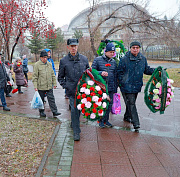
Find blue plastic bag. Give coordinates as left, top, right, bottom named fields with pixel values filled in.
left=30, top=91, right=44, bottom=109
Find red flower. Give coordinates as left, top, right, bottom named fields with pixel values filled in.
left=85, top=112, right=90, bottom=117
left=90, top=87, right=95, bottom=91
left=93, top=103, right=98, bottom=108
left=98, top=90, right=103, bottom=95
left=105, top=63, right=111, bottom=67
left=12, top=89, right=18, bottom=94
left=77, top=95, right=81, bottom=99
left=81, top=104, right=85, bottom=108
left=98, top=97, right=102, bottom=102
left=90, top=92, right=96, bottom=96
left=98, top=109, right=103, bottom=114
left=87, top=97, right=92, bottom=102
left=92, top=108, right=97, bottom=113
left=82, top=83, right=87, bottom=88
left=82, top=94, right=86, bottom=98
left=82, top=109, right=85, bottom=114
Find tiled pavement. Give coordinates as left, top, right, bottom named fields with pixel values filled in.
left=1, top=80, right=180, bottom=177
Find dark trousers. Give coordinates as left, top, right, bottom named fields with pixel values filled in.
left=0, top=88, right=7, bottom=107
left=100, top=91, right=114, bottom=123
left=122, top=92, right=140, bottom=126
left=4, top=85, right=12, bottom=95
left=24, top=72, right=28, bottom=82
left=38, top=89, right=58, bottom=114
left=69, top=96, right=81, bottom=134
left=17, top=85, right=22, bottom=92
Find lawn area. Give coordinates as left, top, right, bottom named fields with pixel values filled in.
left=0, top=114, right=58, bottom=176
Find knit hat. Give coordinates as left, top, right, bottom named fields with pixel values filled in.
left=105, top=43, right=115, bottom=52
left=40, top=50, right=48, bottom=57
left=130, top=41, right=141, bottom=48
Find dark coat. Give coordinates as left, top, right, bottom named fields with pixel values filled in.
left=13, top=64, right=25, bottom=86
left=58, top=52, right=89, bottom=97
left=22, top=58, right=28, bottom=73
left=117, top=51, right=155, bottom=93
left=0, top=62, right=9, bottom=89
left=91, top=55, right=117, bottom=93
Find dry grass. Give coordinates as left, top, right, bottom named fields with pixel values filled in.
left=0, top=114, right=58, bottom=177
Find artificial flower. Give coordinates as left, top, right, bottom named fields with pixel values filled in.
left=92, top=108, right=97, bottom=113
left=85, top=112, right=90, bottom=117
left=82, top=94, right=86, bottom=98
left=85, top=89, right=90, bottom=95
left=96, top=101, right=102, bottom=106
left=82, top=83, right=87, bottom=88
left=98, top=90, right=103, bottom=95
left=102, top=102, right=107, bottom=108
left=156, top=82, right=161, bottom=88
left=90, top=87, right=95, bottom=91
left=80, top=87, right=86, bottom=93
left=82, top=109, right=85, bottom=114
left=102, top=93, right=107, bottom=99
left=153, top=95, right=159, bottom=100
left=90, top=92, right=96, bottom=96
left=90, top=113, right=96, bottom=119
left=87, top=97, right=92, bottom=102
left=81, top=98, right=87, bottom=104
left=77, top=95, right=81, bottom=99
left=77, top=104, right=82, bottom=110
left=85, top=102, right=92, bottom=108
left=95, top=85, right=101, bottom=91
left=81, top=104, right=85, bottom=108
left=87, top=80, right=94, bottom=86
left=153, top=89, right=159, bottom=94
left=92, top=96, right=99, bottom=102
left=105, top=63, right=111, bottom=67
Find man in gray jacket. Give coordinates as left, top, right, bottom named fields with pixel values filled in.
left=58, top=39, right=89, bottom=141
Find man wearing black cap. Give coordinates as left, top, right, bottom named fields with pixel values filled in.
left=0, top=52, right=11, bottom=111
left=58, top=39, right=89, bottom=141
left=32, top=50, right=61, bottom=117
left=117, top=41, right=154, bottom=131
left=92, top=42, right=117, bottom=128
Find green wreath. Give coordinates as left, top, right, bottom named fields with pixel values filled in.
left=97, top=39, right=126, bottom=65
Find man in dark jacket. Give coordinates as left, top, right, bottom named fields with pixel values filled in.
left=58, top=39, right=89, bottom=141
left=0, top=53, right=10, bottom=111
left=92, top=43, right=117, bottom=128
left=117, top=41, right=154, bottom=131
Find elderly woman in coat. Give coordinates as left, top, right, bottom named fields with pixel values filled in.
left=13, top=57, right=24, bottom=94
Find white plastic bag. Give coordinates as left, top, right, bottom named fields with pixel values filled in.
left=30, top=91, right=44, bottom=109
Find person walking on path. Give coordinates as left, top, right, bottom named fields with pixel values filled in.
left=44, top=49, right=56, bottom=76
left=58, top=38, right=89, bottom=141
left=4, top=60, right=14, bottom=97
left=32, top=50, right=61, bottom=118
left=0, top=53, right=11, bottom=111
left=22, top=55, right=29, bottom=82
left=117, top=41, right=155, bottom=131
left=13, top=57, right=24, bottom=94
left=92, top=43, right=117, bottom=128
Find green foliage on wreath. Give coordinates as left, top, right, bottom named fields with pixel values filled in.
left=144, top=66, right=169, bottom=114
left=97, top=39, right=127, bottom=65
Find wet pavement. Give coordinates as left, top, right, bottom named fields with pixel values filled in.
left=1, top=73, right=180, bottom=176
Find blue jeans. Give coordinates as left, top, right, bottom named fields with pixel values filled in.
left=0, top=88, right=7, bottom=107
left=100, top=91, right=114, bottom=123
left=69, top=96, right=81, bottom=134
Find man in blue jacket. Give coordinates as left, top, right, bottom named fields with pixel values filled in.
left=117, top=41, right=154, bottom=131
left=44, top=49, right=56, bottom=75
left=92, top=43, right=117, bottom=128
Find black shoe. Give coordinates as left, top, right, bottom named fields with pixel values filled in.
left=74, top=133, right=80, bottom=141
left=3, top=106, right=10, bottom=111
left=53, top=112, right=61, bottom=117
left=6, top=94, right=12, bottom=97
left=18, top=91, right=23, bottom=94
left=134, top=125, right=140, bottom=132
left=40, top=111, right=46, bottom=117
left=0, top=104, right=3, bottom=107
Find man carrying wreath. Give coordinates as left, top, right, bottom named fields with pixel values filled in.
left=92, top=43, right=117, bottom=128
left=58, top=39, right=89, bottom=141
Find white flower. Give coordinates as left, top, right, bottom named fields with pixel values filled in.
left=153, top=95, right=159, bottom=100
left=95, top=85, right=101, bottom=91
left=81, top=98, right=87, bottom=104
left=87, top=80, right=94, bottom=86
left=96, top=101, right=102, bottom=106
left=90, top=113, right=96, bottom=119
left=102, top=93, right=107, bottom=99
left=77, top=104, right=82, bottom=110
left=98, top=111, right=104, bottom=116
left=153, top=89, right=159, bottom=94
left=116, top=48, right=120, bottom=53
left=167, top=78, right=174, bottom=84
left=92, top=96, right=99, bottom=102
left=154, top=102, right=160, bottom=106
left=171, top=86, right=175, bottom=90
left=80, top=87, right=86, bottom=93
left=85, top=89, right=90, bottom=95
left=156, top=82, right=161, bottom=88
left=85, top=102, right=92, bottom=108
left=102, top=102, right=107, bottom=108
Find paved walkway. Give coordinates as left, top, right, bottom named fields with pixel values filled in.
left=1, top=79, right=180, bottom=177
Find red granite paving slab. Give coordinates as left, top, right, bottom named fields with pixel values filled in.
left=80, top=132, right=98, bottom=141
left=73, top=151, right=100, bottom=164
left=129, top=152, right=162, bottom=167
left=156, top=154, right=180, bottom=167
left=102, top=164, right=135, bottom=177
left=98, top=131, right=121, bottom=141
left=100, top=151, right=130, bottom=165
left=123, top=141, right=153, bottom=154
left=164, top=167, right=180, bottom=177
left=96, top=127, right=120, bottom=134
left=71, top=163, right=102, bottom=177
left=98, top=141, right=126, bottom=152
left=168, top=138, right=180, bottom=151
left=147, top=141, right=180, bottom=154
left=80, top=126, right=97, bottom=133
left=74, top=141, right=99, bottom=152
left=133, top=166, right=169, bottom=177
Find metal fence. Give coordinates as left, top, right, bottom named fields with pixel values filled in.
left=143, top=46, right=180, bottom=62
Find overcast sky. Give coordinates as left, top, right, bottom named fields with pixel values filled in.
left=44, top=0, right=179, bottom=28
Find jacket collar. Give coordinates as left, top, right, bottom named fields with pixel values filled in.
left=102, top=54, right=113, bottom=62
left=68, top=52, right=80, bottom=61
left=128, top=51, right=142, bottom=61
